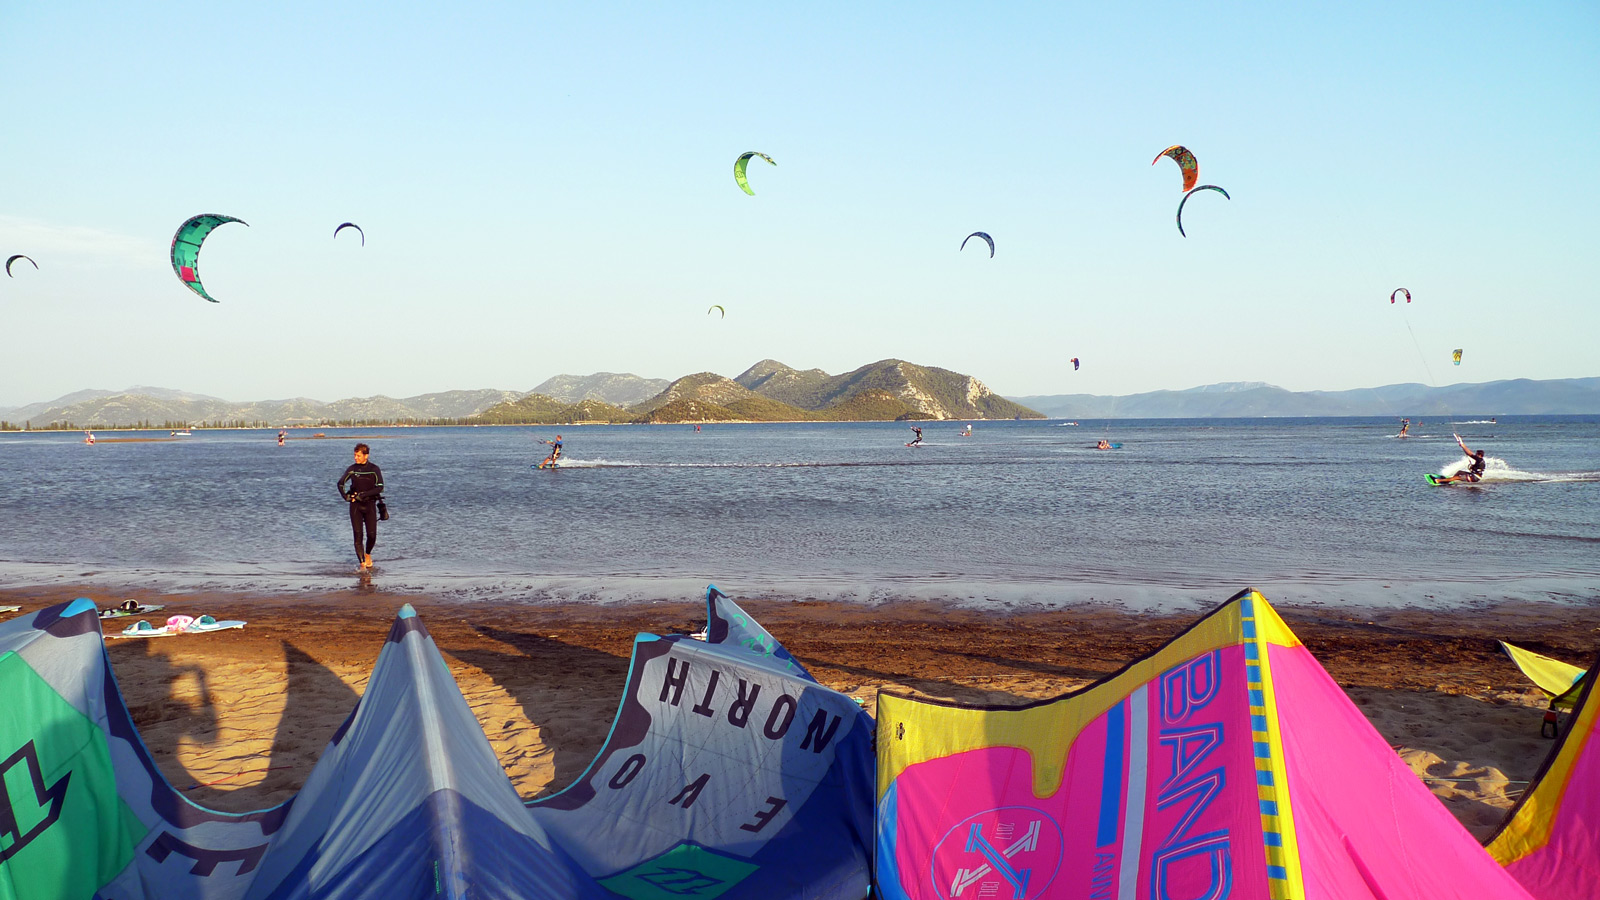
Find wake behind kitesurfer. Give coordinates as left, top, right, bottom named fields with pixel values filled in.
left=907, top=426, right=923, bottom=447
left=338, top=443, right=384, bottom=570
left=538, top=434, right=564, bottom=469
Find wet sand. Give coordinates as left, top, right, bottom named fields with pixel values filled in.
left=3, top=583, right=1596, bottom=841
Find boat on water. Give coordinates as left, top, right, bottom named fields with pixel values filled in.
left=170, top=429, right=192, bottom=436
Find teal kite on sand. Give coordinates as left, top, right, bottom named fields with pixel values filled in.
left=170, top=213, right=247, bottom=302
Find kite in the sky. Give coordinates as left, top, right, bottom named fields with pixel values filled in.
left=1071, top=357, right=1080, bottom=371
left=1453, top=348, right=1463, bottom=366
left=708, top=305, right=725, bottom=318
left=734, top=151, right=776, bottom=195
left=1391, top=288, right=1411, bottom=304
left=334, top=222, right=365, bottom=246
left=1153, top=145, right=1199, bottom=192
left=960, top=232, right=995, bottom=258
left=170, top=214, right=247, bottom=303
left=1176, top=184, right=1229, bottom=237
left=4, top=254, right=36, bottom=277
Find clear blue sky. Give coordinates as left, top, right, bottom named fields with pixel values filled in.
left=2, top=2, right=1595, bottom=406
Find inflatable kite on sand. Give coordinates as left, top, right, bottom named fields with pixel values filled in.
left=0, top=588, right=873, bottom=899
left=874, top=589, right=1534, bottom=899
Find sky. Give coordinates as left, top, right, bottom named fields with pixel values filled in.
left=2, top=1, right=1596, bottom=407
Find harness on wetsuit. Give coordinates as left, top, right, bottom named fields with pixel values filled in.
left=1467, top=453, right=1486, bottom=478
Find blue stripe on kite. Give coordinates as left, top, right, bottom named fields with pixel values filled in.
left=1097, top=700, right=1127, bottom=847
left=1260, top=800, right=1278, bottom=816
left=1252, top=714, right=1268, bottom=732
left=1264, top=832, right=1283, bottom=847
left=1254, top=741, right=1271, bottom=758
left=1242, top=617, right=1257, bottom=639
left=1245, top=642, right=1260, bottom=660
left=1268, top=865, right=1289, bottom=881
left=1257, top=770, right=1275, bottom=786
left=1249, top=690, right=1265, bottom=706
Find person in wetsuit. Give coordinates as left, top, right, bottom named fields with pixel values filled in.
left=1397, top=418, right=1411, bottom=438
left=538, top=434, right=563, bottom=469
left=337, top=443, right=384, bottom=570
left=1451, top=434, right=1487, bottom=483
left=908, top=426, right=923, bottom=446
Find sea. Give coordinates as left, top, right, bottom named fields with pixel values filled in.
left=2, top=417, right=1598, bottom=611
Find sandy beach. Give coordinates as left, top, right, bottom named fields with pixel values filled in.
left=3, top=583, right=1596, bottom=842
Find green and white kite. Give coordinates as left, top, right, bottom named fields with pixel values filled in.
left=734, top=151, right=775, bottom=195
left=170, top=213, right=247, bottom=302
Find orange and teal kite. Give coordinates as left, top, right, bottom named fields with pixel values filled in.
left=1153, top=145, right=1199, bottom=192
left=170, top=214, right=247, bottom=303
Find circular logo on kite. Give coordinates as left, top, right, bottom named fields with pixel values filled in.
left=928, top=806, right=1064, bottom=900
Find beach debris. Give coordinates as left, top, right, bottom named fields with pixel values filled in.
left=960, top=231, right=995, bottom=257
left=875, top=588, right=1531, bottom=899
left=1153, top=144, right=1199, bottom=191
left=1176, top=183, right=1230, bottom=237
left=333, top=221, right=365, bottom=245
left=170, top=213, right=248, bottom=303
left=5, top=253, right=37, bottom=277
left=734, top=150, right=776, bottom=195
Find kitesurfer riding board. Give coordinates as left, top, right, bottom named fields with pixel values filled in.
left=1427, top=434, right=1488, bottom=485
left=1396, top=418, right=1411, bottom=439
left=906, top=426, right=924, bottom=448
left=537, top=435, right=564, bottom=469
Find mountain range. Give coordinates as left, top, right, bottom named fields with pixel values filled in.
left=1011, top=377, right=1600, bottom=418
left=0, top=359, right=1038, bottom=427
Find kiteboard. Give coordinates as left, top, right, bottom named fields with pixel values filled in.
left=905, top=442, right=924, bottom=448
left=532, top=462, right=559, bottom=471
left=1425, top=473, right=1477, bottom=486
left=1091, top=443, right=1123, bottom=450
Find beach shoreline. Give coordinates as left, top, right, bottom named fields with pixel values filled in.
left=4, top=582, right=1597, bottom=840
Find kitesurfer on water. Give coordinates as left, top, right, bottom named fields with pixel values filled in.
left=1449, top=434, right=1487, bottom=484
left=1397, top=418, right=1411, bottom=438
left=908, top=426, right=923, bottom=447
left=538, top=435, right=563, bottom=469
left=338, top=443, right=384, bottom=571
left=1096, top=439, right=1113, bottom=450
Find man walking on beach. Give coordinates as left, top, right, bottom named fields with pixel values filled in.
left=337, top=443, right=385, bottom=571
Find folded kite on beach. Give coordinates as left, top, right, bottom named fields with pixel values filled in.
left=0, top=591, right=869, bottom=899
left=1488, top=649, right=1600, bottom=900
left=874, top=589, right=1534, bottom=900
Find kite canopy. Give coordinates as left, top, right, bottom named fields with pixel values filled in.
left=5, top=253, right=37, bottom=277
left=1488, top=650, right=1600, bottom=899
left=170, top=214, right=247, bottom=303
left=1176, top=184, right=1230, bottom=237
left=1071, top=357, right=1080, bottom=371
left=708, top=304, right=725, bottom=318
left=1453, top=348, right=1464, bottom=365
left=333, top=221, right=365, bottom=246
left=734, top=151, right=776, bottom=195
left=960, top=231, right=995, bottom=258
left=1391, top=288, right=1412, bottom=304
left=875, top=589, right=1533, bottom=900
left=1153, top=144, right=1199, bottom=191
left=0, top=586, right=874, bottom=899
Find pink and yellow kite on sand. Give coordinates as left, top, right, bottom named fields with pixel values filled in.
left=874, top=589, right=1535, bottom=900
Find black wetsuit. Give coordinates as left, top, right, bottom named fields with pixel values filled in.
left=338, top=462, right=384, bottom=560
left=1467, top=455, right=1486, bottom=480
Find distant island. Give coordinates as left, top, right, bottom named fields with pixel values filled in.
left=6, top=371, right=1597, bottom=431
left=0, top=359, right=1040, bottom=429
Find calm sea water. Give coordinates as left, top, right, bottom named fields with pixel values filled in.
left=2, top=417, right=1598, bottom=610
